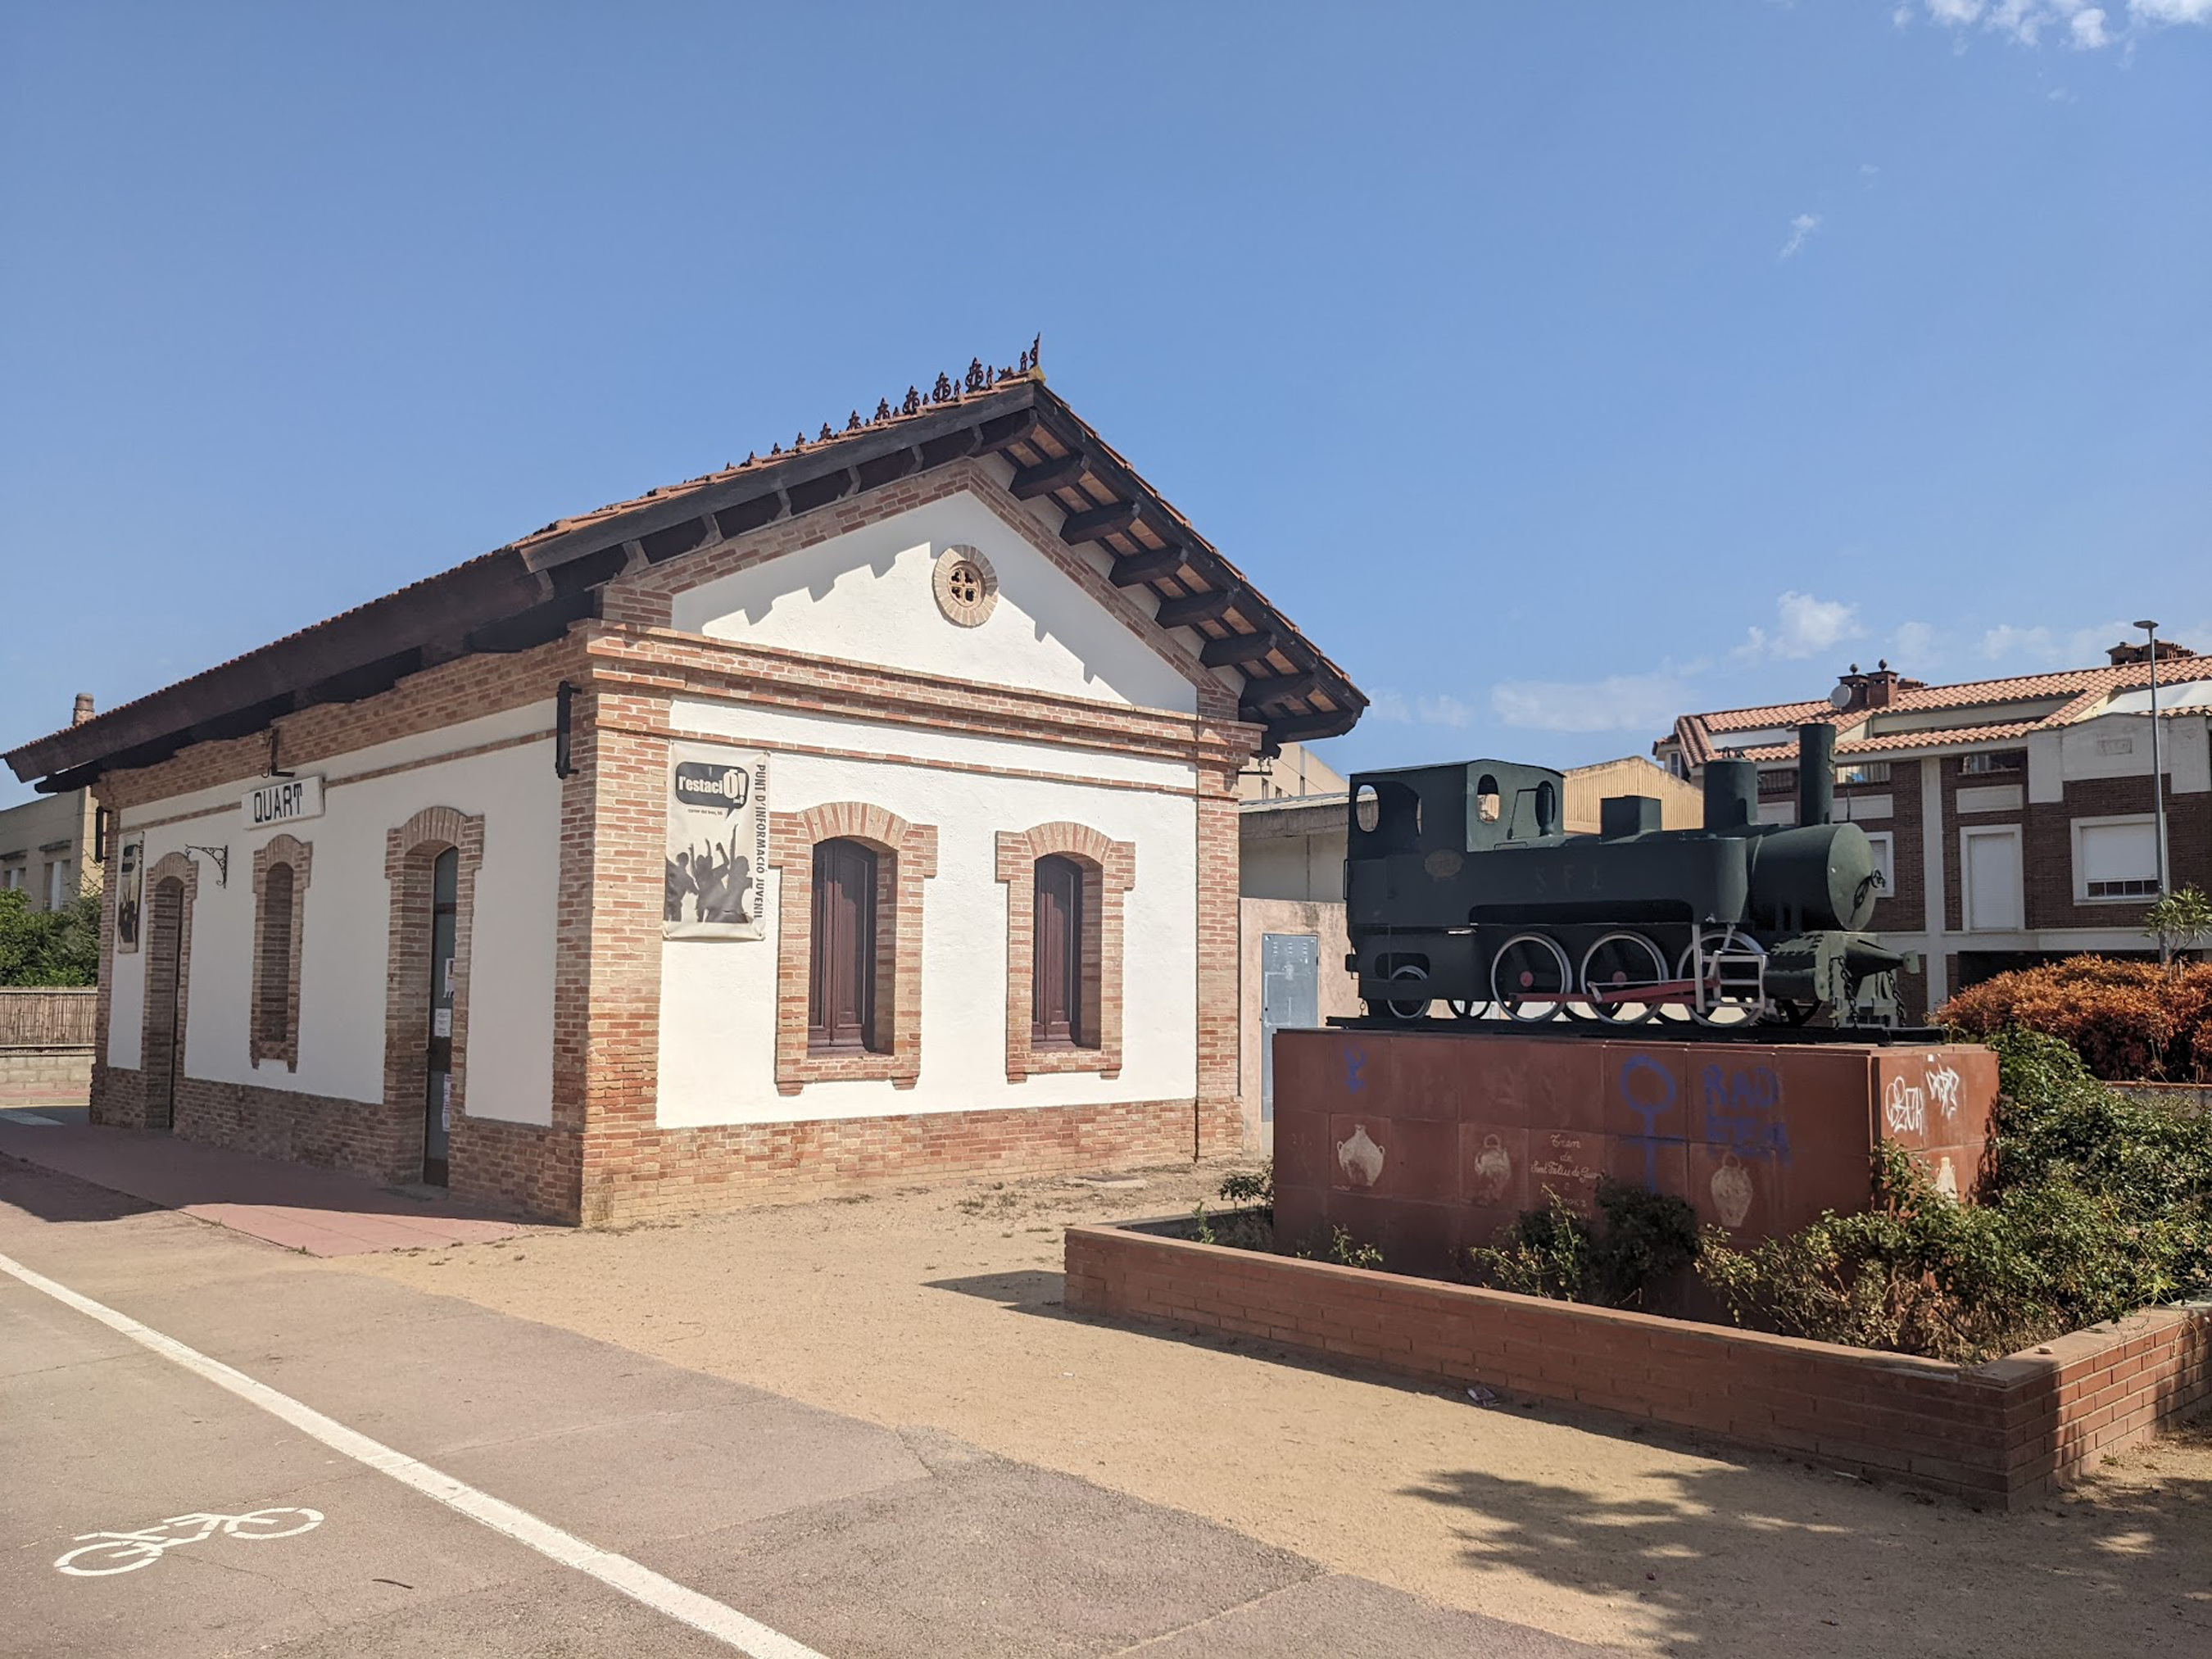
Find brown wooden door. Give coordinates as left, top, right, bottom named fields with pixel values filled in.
left=1033, top=855, right=1083, bottom=1047
left=809, top=839, right=877, bottom=1051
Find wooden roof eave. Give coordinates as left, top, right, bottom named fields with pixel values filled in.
left=7, top=375, right=1362, bottom=788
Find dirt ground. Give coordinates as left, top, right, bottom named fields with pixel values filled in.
left=348, top=1161, right=2212, bottom=1658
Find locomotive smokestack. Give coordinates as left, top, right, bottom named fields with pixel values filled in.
left=1797, top=723, right=1834, bottom=826
left=1703, top=759, right=1757, bottom=830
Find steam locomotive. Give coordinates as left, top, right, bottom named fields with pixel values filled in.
left=1346, top=723, right=1910, bottom=1028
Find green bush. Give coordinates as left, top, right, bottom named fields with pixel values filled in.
left=1698, top=1030, right=2212, bottom=1362
left=0, top=889, right=99, bottom=986
left=1468, top=1180, right=1701, bottom=1309
left=1217, top=1160, right=1273, bottom=1220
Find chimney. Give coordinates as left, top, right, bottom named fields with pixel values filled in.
left=2108, top=639, right=2196, bottom=667
left=1797, top=722, right=1834, bottom=827
left=71, top=693, right=95, bottom=728
left=1861, top=660, right=1902, bottom=709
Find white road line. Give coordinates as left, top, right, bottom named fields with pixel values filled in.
left=0, top=1248, right=825, bottom=1659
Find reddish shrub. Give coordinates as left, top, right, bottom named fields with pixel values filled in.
left=1938, top=956, right=2212, bottom=1082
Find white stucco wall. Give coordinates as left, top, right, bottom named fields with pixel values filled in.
left=669, top=487, right=1200, bottom=714
left=656, top=701, right=1201, bottom=1128
left=107, top=705, right=561, bottom=1125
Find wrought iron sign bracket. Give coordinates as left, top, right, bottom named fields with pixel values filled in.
left=184, top=845, right=229, bottom=888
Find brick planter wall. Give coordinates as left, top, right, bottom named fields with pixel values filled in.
left=1064, top=1222, right=2212, bottom=1508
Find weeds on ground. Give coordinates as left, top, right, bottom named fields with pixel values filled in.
left=1466, top=1181, right=1698, bottom=1309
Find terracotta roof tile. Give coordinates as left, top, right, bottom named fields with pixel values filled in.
left=1666, top=655, right=2212, bottom=768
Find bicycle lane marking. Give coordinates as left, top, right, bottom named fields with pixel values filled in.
left=0, top=1248, right=826, bottom=1659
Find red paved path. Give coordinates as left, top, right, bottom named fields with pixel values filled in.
left=0, top=1117, right=532, bottom=1255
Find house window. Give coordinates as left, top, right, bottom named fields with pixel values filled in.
left=808, top=838, right=882, bottom=1053
left=1758, top=768, right=1798, bottom=797
left=1960, top=825, right=2024, bottom=931
left=250, top=833, right=313, bottom=1070
left=45, top=859, right=72, bottom=909
left=768, top=805, right=938, bottom=1095
left=1864, top=831, right=1896, bottom=897
left=1032, top=855, right=1088, bottom=1048
left=2074, top=815, right=2160, bottom=902
left=258, top=863, right=294, bottom=1045
left=1837, top=761, right=1891, bottom=786
left=1959, top=750, right=2027, bottom=775
left=0, top=864, right=20, bottom=891
left=995, top=824, right=1135, bottom=1083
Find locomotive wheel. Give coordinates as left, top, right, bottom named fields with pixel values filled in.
left=1579, top=931, right=1668, bottom=1026
left=1677, top=928, right=1765, bottom=1027
left=1380, top=964, right=1432, bottom=1022
left=1490, top=932, right=1572, bottom=1023
left=1447, top=997, right=1485, bottom=1021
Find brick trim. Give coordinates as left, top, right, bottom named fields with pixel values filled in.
left=134, top=851, right=200, bottom=1133
left=995, top=823, right=1135, bottom=1082
left=1194, top=769, right=1244, bottom=1149
left=768, top=801, right=938, bottom=1094
left=383, top=806, right=485, bottom=1176
left=248, top=832, right=313, bottom=1072
left=585, top=624, right=1258, bottom=774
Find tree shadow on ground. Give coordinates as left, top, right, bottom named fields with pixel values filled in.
left=1399, top=1412, right=2212, bottom=1658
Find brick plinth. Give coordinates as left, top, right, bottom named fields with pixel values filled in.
left=1066, top=1222, right=2212, bottom=1507
left=582, top=1098, right=1206, bottom=1226
left=84, top=1065, right=419, bottom=1182
left=1272, top=1028, right=2000, bottom=1279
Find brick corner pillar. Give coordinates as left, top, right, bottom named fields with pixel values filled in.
left=555, top=681, right=672, bottom=1227
left=85, top=779, right=143, bottom=1130
left=1194, top=757, right=1246, bottom=1156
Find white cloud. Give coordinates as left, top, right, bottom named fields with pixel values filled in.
left=1491, top=671, right=1700, bottom=734
left=1416, top=693, right=1477, bottom=729
left=1979, top=619, right=2132, bottom=668
left=1910, top=0, right=2209, bottom=48
left=1778, top=212, right=1822, bottom=260
left=1892, top=620, right=1939, bottom=668
left=1367, top=689, right=1411, bottom=724
left=2132, top=0, right=2212, bottom=22
left=1737, top=591, right=1865, bottom=662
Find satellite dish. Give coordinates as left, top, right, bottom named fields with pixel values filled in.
left=1829, top=685, right=1853, bottom=711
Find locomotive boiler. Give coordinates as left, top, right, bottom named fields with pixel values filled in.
left=1345, top=723, right=1910, bottom=1028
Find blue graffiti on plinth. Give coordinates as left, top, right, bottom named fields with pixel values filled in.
left=1616, top=1054, right=1685, bottom=1190
left=1344, top=1047, right=1367, bottom=1094
left=1699, top=1063, right=1792, bottom=1165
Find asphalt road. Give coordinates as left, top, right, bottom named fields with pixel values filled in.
left=1, top=1157, right=1602, bottom=1658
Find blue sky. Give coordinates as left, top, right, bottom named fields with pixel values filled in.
left=2, top=2, right=2207, bottom=807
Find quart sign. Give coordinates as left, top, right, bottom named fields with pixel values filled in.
left=243, top=775, right=326, bottom=828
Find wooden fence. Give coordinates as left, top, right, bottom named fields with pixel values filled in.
left=0, top=987, right=97, bottom=1049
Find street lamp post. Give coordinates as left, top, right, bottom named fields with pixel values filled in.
left=2133, top=620, right=2169, bottom=959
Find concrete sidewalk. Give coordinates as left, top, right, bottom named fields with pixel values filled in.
left=0, top=1117, right=531, bottom=1255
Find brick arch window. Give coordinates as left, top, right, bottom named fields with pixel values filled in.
left=139, top=850, right=201, bottom=1132
left=769, top=803, right=938, bottom=1095
left=995, top=823, right=1135, bottom=1082
left=250, top=832, right=313, bottom=1070
left=383, top=805, right=485, bottom=1171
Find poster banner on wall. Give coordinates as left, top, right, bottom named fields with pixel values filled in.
left=115, top=834, right=146, bottom=954
left=663, top=743, right=769, bottom=941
